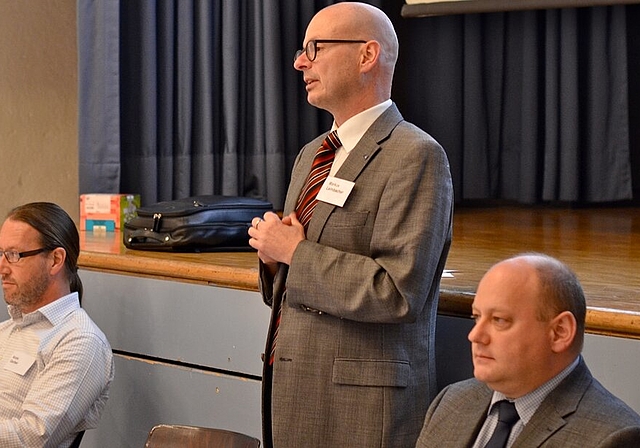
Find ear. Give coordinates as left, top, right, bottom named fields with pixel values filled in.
left=48, top=247, right=67, bottom=276
left=549, top=311, right=577, bottom=353
left=359, top=40, right=380, bottom=73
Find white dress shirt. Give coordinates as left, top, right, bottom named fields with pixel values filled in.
left=330, top=99, right=393, bottom=175
left=0, top=292, right=114, bottom=448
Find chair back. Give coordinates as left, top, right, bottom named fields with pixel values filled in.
left=70, top=431, right=85, bottom=448
left=144, top=424, right=260, bottom=448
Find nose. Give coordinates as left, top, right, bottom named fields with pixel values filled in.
left=468, top=319, right=487, bottom=344
left=0, top=253, right=10, bottom=272
left=293, top=52, right=309, bottom=71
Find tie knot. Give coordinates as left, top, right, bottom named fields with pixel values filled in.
left=324, top=130, right=342, bottom=152
left=495, top=400, right=519, bottom=425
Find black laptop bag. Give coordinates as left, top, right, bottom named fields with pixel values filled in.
left=123, top=195, right=272, bottom=251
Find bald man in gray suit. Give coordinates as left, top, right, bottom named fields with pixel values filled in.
left=416, top=254, right=640, bottom=448
left=248, top=3, right=453, bottom=447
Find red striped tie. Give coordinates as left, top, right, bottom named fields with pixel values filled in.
left=268, top=131, right=341, bottom=366
left=295, top=131, right=342, bottom=229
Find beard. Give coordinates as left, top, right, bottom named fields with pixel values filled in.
left=2, top=268, right=50, bottom=314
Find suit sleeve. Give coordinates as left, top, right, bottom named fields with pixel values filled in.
left=597, top=427, right=640, bottom=447
left=258, top=262, right=275, bottom=307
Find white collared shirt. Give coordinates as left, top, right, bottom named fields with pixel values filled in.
left=0, top=293, right=114, bottom=447
left=329, top=99, right=393, bottom=176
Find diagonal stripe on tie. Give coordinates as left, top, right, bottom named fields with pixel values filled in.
left=295, top=130, right=342, bottom=229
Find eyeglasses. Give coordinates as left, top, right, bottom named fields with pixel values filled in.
left=294, top=39, right=367, bottom=62
left=0, top=248, right=48, bottom=263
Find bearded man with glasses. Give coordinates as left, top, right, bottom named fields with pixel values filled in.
left=248, top=2, right=453, bottom=447
left=0, top=202, right=114, bottom=447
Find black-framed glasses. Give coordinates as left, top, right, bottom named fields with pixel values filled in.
left=294, top=39, right=367, bottom=62
left=0, top=248, right=48, bottom=264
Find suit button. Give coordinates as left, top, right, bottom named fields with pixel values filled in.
left=300, top=304, right=323, bottom=315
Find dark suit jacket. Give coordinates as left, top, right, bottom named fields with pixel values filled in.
left=416, top=358, right=640, bottom=448
left=259, top=104, right=454, bottom=448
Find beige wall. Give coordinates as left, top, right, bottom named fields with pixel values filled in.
left=0, top=0, right=79, bottom=221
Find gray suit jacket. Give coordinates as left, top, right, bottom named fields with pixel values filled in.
left=260, top=104, right=454, bottom=448
left=416, top=358, right=640, bottom=448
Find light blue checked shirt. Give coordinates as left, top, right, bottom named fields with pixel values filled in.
left=0, top=292, right=114, bottom=447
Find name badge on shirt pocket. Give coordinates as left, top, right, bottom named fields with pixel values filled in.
left=317, top=176, right=355, bottom=207
left=4, top=351, right=36, bottom=376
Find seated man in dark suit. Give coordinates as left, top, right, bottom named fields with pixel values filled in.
left=416, top=253, right=640, bottom=448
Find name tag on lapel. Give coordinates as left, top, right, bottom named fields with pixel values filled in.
left=317, top=176, right=355, bottom=207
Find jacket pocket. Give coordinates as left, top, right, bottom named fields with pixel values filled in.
left=326, top=210, right=369, bottom=227
left=332, top=358, right=409, bottom=387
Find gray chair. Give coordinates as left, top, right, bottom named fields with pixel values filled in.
left=144, top=424, right=260, bottom=448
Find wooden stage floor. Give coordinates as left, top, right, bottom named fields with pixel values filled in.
left=442, top=205, right=640, bottom=322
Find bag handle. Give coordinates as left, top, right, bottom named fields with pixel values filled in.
left=125, top=229, right=170, bottom=247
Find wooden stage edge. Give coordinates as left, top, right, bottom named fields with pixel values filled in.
left=79, top=205, right=640, bottom=340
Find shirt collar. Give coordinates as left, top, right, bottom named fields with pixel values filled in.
left=332, top=99, right=392, bottom=153
left=490, top=356, right=581, bottom=424
left=8, top=292, right=80, bottom=327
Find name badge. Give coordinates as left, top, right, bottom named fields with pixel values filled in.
left=316, top=176, right=355, bottom=207
left=5, top=351, right=36, bottom=376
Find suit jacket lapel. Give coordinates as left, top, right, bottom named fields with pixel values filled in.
left=462, top=382, right=496, bottom=445
left=513, top=359, right=592, bottom=448
left=305, top=104, right=404, bottom=242
left=417, top=380, right=493, bottom=447
left=334, top=104, right=403, bottom=182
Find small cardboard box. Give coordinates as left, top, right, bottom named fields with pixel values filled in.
left=80, top=194, right=140, bottom=231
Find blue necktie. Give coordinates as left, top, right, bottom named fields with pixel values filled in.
left=485, top=400, right=519, bottom=448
